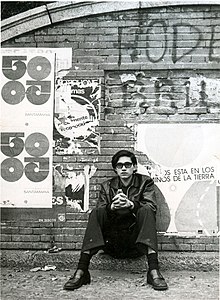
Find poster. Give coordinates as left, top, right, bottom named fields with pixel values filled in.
left=53, top=164, right=96, bottom=212
left=54, top=79, right=101, bottom=154
left=0, top=48, right=55, bottom=207
left=136, top=123, right=220, bottom=235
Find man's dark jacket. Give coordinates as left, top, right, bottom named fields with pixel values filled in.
left=97, top=173, right=157, bottom=215
left=81, top=173, right=159, bottom=256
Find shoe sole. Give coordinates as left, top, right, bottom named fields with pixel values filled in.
left=63, top=280, right=90, bottom=290
left=63, top=276, right=91, bottom=290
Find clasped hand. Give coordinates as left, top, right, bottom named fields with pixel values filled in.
left=111, top=191, right=133, bottom=210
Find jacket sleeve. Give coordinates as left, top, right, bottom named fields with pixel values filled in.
left=96, top=182, right=112, bottom=212
left=139, top=177, right=157, bottom=213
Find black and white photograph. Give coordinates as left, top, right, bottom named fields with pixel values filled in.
left=1, top=1, right=219, bottom=299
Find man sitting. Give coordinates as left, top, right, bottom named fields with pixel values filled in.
left=63, top=150, right=168, bottom=291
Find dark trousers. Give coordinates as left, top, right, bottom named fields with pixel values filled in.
left=81, top=206, right=158, bottom=258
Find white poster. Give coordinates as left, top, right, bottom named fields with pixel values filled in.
left=0, top=48, right=55, bottom=208
left=54, top=79, right=101, bottom=154
left=136, top=123, right=220, bottom=235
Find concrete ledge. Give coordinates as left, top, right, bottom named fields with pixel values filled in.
left=1, top=5, right=51, bottom=42
left=1, top=250, right=218, bottom=271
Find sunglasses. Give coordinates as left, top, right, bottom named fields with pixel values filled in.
left=115, top=162, right=133, bottom=169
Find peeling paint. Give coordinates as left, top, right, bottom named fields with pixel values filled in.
left=189, top=76, right=220, bottom=105
left=108, top=71, right=220, bottom=112
left=120, top=73, right=137, bottom=86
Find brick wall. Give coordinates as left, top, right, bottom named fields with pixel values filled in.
left=1, top=212, right=219, bottom=251
left=1, top=3, right=219, bottom=251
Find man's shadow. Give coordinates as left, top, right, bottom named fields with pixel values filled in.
left=155, top=185, right=170, bottom=233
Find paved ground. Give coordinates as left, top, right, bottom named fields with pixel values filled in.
left=1, top=267, right=219, bottom=300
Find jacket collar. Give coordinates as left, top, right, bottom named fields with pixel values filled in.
left=109, top=173, right=140, bottom=189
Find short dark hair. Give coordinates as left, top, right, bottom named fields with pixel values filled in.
left=111, top=150, right=137, bottom=169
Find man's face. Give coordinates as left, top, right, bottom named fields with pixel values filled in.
left=115, top=156, right=137, bottom=180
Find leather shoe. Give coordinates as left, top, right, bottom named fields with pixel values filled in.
left=63, top=269, right=91, bottom=290
left=147, top=269, right=168, bottom=290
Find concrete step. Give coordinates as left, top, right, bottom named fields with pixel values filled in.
left=1, top=250, right=218, bottom=271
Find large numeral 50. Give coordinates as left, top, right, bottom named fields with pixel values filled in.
left=1, top=55, right=52, bottom=105
left=1, top=157, right=49, bottom=182
left=2, top=56, right=51, bottom=80
left=1, top=132, right=49, bottom=157
left=1, top=132, right=50, bottom=182
left=1, top=80, right=51, bottom=105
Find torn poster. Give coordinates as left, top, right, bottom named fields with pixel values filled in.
left=54, top=79, right=101, bottom=154
left=53, top=164, right=96, bottom=212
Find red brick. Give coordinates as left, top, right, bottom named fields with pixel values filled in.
left=205, top=244, right=219, bottom=251
left=0, top=234, right=12, bottom=242
left=40, top=235, right=52, bottom=242
left=1, top=227, right=19, bottom=234
left=32, top=228, right=54, bottom=235
left=12, top=235, right=41, bottom=242
left=75, top=228, right=86, bottom=235
left=60, top=243, right=76, bottom=250
left=161, top=244, right=179, bottom=251
left=1, top=242, right=48, bottom=250
left=54, top=235, right=84, bottom=243
left=191, top=244, right=206, bottom=251
left=75, top=242, right=83, bottom=250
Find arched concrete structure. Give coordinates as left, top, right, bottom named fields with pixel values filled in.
left=2, top=0, right=220, bottom=42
